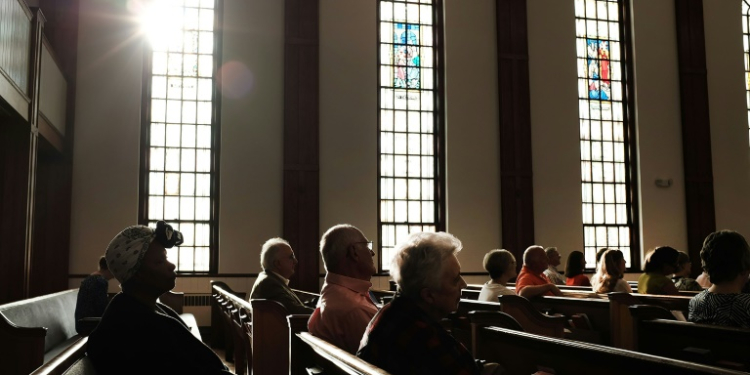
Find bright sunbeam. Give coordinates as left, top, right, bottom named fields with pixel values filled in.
left=139, top=0, right=185, bottom=50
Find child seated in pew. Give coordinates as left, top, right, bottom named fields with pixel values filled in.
left=688, top=230, right=750, bottom=329
left=638, top=246, right=680, bottom=295
left=478, top=249, right=517, bottom=302
left=591, top=249, right=632, bottom=293
left=564, top=251, right=591, bottom=286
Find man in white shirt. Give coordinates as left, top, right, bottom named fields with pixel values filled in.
left=543, top=247, right=566, bottom=285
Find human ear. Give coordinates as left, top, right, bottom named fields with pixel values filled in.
left=419, top=287, right=433, bottom=304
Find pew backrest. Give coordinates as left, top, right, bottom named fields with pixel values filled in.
left=497, top=295, right=567, bottom=338
left=30, top=336, right=94, bottom=375
left=475, top=326, right=747, bottom=375
left=295, top=332, right=391, bottom=375
left=0, top=289, right=80, bottom=375
left=630, top=310, right=750, bottom=371
left=251, top=299, right=311, bottom=375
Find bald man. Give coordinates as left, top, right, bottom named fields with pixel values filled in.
left=515, top=246, right=563, bottom=298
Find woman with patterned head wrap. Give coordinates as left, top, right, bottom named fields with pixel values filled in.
left=87, top=221, right=234, bottom=375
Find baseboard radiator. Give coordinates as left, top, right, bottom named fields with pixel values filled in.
left=185, top=294, right=212, bottom=307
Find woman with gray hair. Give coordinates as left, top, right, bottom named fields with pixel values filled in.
left=357, top=232, right=501, bottom=375
left=478, top=249, right=517, bottom=302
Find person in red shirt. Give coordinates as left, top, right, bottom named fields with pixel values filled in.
left=515, top=246, right=563, bottom=298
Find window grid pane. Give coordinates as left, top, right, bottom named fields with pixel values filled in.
left=145, top=0, right=217, bottom=272
left=744, top=1, right=750, bottom=145
left=379, top=0, right=440, bottom=271
left=575, top=0, right=634, bottom=267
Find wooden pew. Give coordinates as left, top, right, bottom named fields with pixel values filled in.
left=463, top=288, right=692, bottom=347
left=218, top=289, right=251, bottom=375
left=0, top=289, right=82, bottom=375
left=294, top=332, right=391, bottom=375
left=629, top=305, right=750, bottom=371
left=29, top=337, right=94, bottom=375
left=474, top=326, right=746, bottom=375
left=251, top=299, right=313, bottom=375
left=158, top=290, right=201, bottom=341
left=608, top=292, right=692, bottom=349
left=209, top=281, right=246, bottom=353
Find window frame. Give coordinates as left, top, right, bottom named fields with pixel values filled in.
left=138, top=0, right=224, bottom=275
left=575, top=0, right=641, bottom=272
left=376, top=0, right=447, bottom=273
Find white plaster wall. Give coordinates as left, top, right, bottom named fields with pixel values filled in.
left=217, top=0, right=284, bottom=274
left=630, top=0, right=687, bottom=256
left=70, top=0, right=284, bottom=287
left=528, top=0, right=688, bottom=267
left=528, top=0, right=583, bottom=258
left=319, top=0, right=379, bottom=272
left=71, top=0, right=144, bottom=276
left=69, top=0, right=750, bottom=293
left=443, top=0, right=502, bottom=272
left=704, top=0, right=750, bottom=237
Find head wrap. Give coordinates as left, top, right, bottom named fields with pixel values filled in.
left=105, top=221, right=184, bottom=284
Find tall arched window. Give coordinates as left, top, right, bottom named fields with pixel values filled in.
left=575, top=0, right=639, bottom=268
left=139, top=0, right=222, bottom=273
left=378, top=0, right=445, bottom=271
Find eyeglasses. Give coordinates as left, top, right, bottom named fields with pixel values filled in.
left=352, top=241, right=373, bottom=250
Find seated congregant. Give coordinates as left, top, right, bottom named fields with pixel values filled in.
left=543, top=247, right=565, bottom=285
left=696, top=270, right=712, bottom=289
left=564, top=250, right=591, bottom=286
left=515, top=245, right=563, bottom=298
left=688, top=230, right=750, bottom=328
left=589, top=247, right=610, bottom=289
left=672, top=251, right=703, bottom=291
left=358, top=232, right=502, bottom=375
left=87, top=222, right=233, bottom=375
left=478, top=249, right=517, bottom=302
left=591, top=249, right=632, bottom=293
left=308, top=224, right=378, bottom=354
left=637, top=246, right=680, bottom=295
left=74, top=255, right=114, bottom=334
left=249, top=237, right=314, bottom=313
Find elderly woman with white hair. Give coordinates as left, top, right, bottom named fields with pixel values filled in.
left=87, top=221, right=233, bottom=375
left=357, top=232, right=501, bottom=375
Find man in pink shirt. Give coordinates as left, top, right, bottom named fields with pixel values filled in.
left=515, top=245, right=563, bottom=298
left=308, top=224, right=379, bottom=353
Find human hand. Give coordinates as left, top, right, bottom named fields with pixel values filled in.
left=481, top=362, right=504, bottom=375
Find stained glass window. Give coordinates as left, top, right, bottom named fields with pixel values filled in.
left=744, top=0, right=750, bottom=143
left=140, top=0, right=219, bottom=272
left=575, top=0, right=637, bottom=268
left=378, top=0, right=443, bottom=271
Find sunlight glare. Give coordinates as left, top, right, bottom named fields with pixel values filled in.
left=140, top=0, right=184, bottom=51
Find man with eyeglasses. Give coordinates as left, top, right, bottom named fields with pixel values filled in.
left=249, top=237, right=314, bottom=314
left=308, top=224, right=379, bottom=354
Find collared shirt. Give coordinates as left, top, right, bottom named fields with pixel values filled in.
left=515, top=266, right=555, bottom=297
left=308, top=272, right=378, bottom=354
left=270, top=270, right=290, bottom=285
left=358, top=294, right=481, bottom=375
left=544, top=266, right=566, bottom=285
left=477, top=281, right=515, bottom=302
